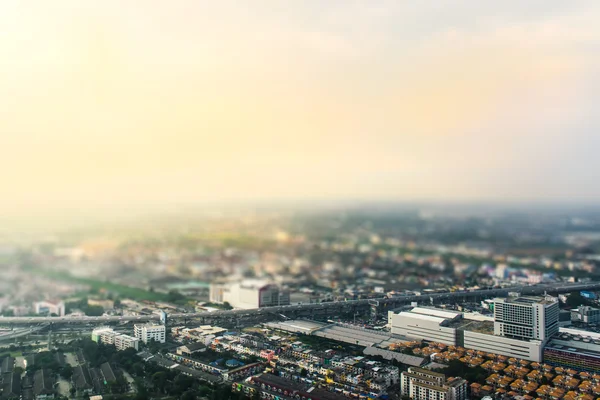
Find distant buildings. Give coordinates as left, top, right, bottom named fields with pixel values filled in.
left=87, top=299, right=114, bottom=311
left=91, top=327, right=139, bottom=351
left=33, top=300, right=65, bottom=316
left=134, top=323, right=166, bottom=344
left=571, top=305, right=600, bottom=325
left=210, top=280, right=290, bottom=309
left=401, top=367, right=468, bottom=400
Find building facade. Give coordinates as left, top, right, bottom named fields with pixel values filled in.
left=134, top=323, right=166, bottom=344
left=211, top=280, right=291, bottom=309
left=401, top=367, right=467, bottom=400
left=571, top=306, right=600, bottom=324
left=389, top=307, right=462, bottom=346
left=33, top=300, right=65, bottom=317
left=462, top=330, right=543, bottom=362
left=493, top=296, right=559, bottom=341
left=91, top=327, right=139, bottom=351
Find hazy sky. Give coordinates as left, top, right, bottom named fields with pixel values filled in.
left=1, top=1, right=600, bottom=215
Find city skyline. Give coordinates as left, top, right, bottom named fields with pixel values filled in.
left=2, top=1, right=600, bottom=214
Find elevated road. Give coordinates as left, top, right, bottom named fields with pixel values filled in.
left=0, top=281, right=597, bottom=325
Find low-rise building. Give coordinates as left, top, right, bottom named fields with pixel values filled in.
left=176, top=342, right=207, bottom=357
left=91, top=327, right=139, bottom=351
left=389, top=307, right=463, bottom=345
left=234, top=373, right=348, bottom=400
left=33, top=368, right=55, bottom=400
left=571, top=306, right=600, bottom=325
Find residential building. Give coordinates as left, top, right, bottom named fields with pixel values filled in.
left=33, top=368, right=55, bottom=400
left=1, top=373, right=21, bottom=399
left=91, top=327, right=139, bottom=351
left=134, top=324, right=166, bottom=344
left=114, top=334, right=140, bottom=351
left=401, top=367, right=468, bottom=400
left=234, top=373, right=348, bottom=400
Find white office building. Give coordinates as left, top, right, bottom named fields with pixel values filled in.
left=134, top=323, right=166, bottom=344
left=33, top=300, right=65, bottom=317
left=210, top=280, right=290, bottom=309
left=494, top=296, right=559, bottom=341
left=401, top=367, right=467, bottom=400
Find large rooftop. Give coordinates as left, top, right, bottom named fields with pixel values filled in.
left=410, top=307, right=463, bottom=320
left=497, top=296, right=556, bottom=306
left=266, top=320, right=327, bottom=334
left=397, top=312, right=448, bottom=324
left=457, top=320, right=495, bottom=334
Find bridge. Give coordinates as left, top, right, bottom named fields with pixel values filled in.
left=0, top=281, right=596, bottom=325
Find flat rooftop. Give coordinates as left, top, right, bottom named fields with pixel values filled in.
left=265, top=320, right=327, bottom=333
left=410, top=307, right=462, bottom=320
left=545, top=340, right=600, bottom=359
left=315, top=324, right=409, bottom=348
left=457, top=320, right=495, bottom=334
left=397, top=312, right=447, bottom=324
left=498, top=296, right=556, bottom=305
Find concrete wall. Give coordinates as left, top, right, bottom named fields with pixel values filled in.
left=391, top=314, right=457, bottom=346
left=462, top=330, right=543, bottom=362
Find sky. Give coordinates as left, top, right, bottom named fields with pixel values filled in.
left=1, top=1, right=600, bottom=216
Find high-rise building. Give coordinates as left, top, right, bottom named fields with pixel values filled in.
left=134, top=323, right=166, bottom=344
left=401, top=367, right=467, bottom=400
left=493, top=296, right=559, bottom=341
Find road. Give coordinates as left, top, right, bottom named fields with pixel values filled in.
left=0, top=281, right=596, bottom=325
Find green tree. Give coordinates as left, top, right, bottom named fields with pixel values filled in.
left=152, top=371, right=169, bottom=393
left=61, top=364, right=73, bottom=380
left=132, top=362, right=145, bottom=377
left=566, top=291, right=587, bottom=308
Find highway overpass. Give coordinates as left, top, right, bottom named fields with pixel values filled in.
left=0, top=281, right=596, bottom=325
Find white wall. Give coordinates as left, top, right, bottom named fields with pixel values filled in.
left=463, top=330, right=543, bottom=362
left=391, top=314, right=457, bottom=346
